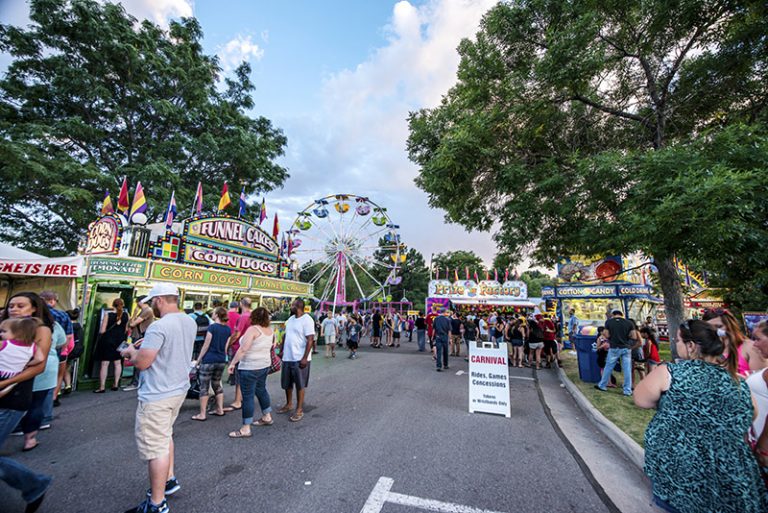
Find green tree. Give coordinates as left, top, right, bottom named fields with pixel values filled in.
left=432, top=250, right=485, bottom=280
left=370, top=240, right=429, bottom=306
left=408, top=0, right=768, bottom=354
left=492, top=251, right=522, bottom=274
left=0, top=0, right=287, bottom=254
left=520, top=270, right=556, bottom=298
left=391, top=248, right=429, bottom=307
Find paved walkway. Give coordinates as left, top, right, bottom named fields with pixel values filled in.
left=1, top=342, right=654, bottom=512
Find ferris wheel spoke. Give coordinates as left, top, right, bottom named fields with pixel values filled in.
left=346, top=214, right=374, bottom=242
left=293, top=247, right=328, bottom=255
left=311, top=217, right=342, bottom=246
left=308, top=254, right=338, bottom=284
left=345, top=256, right=368, bottom=300
left=290, top=231, right=330, bottom=252
left=368, top=258, right=394, bottom=269
left=342, top=202, right=360, bottom=240
left=318, top=263, right=339, bottom=303
left=345, top=250, right=385, bottom=291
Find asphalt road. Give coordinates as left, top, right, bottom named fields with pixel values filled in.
left=2, top=339, right=630, bottom=513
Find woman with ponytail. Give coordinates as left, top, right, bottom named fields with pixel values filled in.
left=94, top=298, right=129, bottom=392
left=634, top=319, right=766, bottom=512
left=703, top=307, right=766, bottom=376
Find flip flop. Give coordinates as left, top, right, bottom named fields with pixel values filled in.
left=191, top=415, right=206, bottom=421
left=22, top=442, right=39, bottom=452
left=228, top=429, right=252, bottom=438
left=276, top=405, right=292, bottom=414
left=289, top=412, right=304, bottom=422
left=222, top=405, right=241, bottom=412
left=253, top=418, right=273, bottom=426
left=210, top=412, right=226, bottom=417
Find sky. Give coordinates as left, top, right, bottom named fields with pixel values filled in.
left=0, top=0, right=507, bottom=268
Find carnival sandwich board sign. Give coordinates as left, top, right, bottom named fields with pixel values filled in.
left=468, top=342, right=511, bottom=418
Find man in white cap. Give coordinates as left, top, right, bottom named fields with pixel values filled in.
left=121, top=283, right=196, bottom=513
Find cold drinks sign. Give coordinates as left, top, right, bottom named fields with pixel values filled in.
left=468, top=343, right=511, bottom=417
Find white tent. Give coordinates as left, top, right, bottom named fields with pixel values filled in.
left=0, top=242, right=83, bottom=309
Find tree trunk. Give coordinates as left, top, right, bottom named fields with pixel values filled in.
left=654, top=255, right=684, bottom=359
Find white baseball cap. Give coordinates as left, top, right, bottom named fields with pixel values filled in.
left=144, top=283, right=180, bottom=301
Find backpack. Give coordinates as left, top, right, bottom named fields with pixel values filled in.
left=192, top=313, right=210, bottom=341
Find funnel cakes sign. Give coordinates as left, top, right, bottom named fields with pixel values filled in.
left=149, top=215, right=280, bottom=277
left=186, top=217, right=278, bottom=256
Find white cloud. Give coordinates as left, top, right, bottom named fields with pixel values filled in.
left=218, top=35, right=265, bottom=73
left=118, top=0, right=193, bottom=26
left=276, top=0, right=501, bottom=265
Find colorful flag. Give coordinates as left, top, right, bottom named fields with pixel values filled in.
left=238, top=187, right=247, bottom=218
left=504, top=269, right=509, bottom=282
left=218, top=182, right=231, bottom=211
left=129, top=182, right=147, bottom=221
left=287, top=237, right=294, bottom=257
left=164, top=191, right=177, bottom=229
left=465, top=267, right=470, bottom=280
left=272, top=213, right=279, bottom=239
left=101, top=190, right=114, bottom=215
left=117, top=178, right=130, bottom=213
left=473, top=271, right=479, bottom=282
left=485, top=271, right=490, bottom=281
left=259, top=198, right=267, bottom=225
left=454, top=269, right=459, bottom=282
left=193, top=182, right=203, bottom=214
left=494, top=268, right=498, bottom=282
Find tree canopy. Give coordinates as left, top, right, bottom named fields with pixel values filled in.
left=0, top=0, right=288, bottom=254
left=408, top=0, right=768, bottom=345
left=432, top=250, right=485, bottom=280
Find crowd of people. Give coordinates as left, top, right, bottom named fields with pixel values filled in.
left=584, top=305, right=768, bottom=512
left=2, top=288, right=768, bottom=512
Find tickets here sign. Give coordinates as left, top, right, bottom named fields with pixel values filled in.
left=468, top=343, right=511, bottom=418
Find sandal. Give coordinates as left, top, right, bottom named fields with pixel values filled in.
left=191, top=414, right=206, bottom=421
left=210, top=411, right=225, bottom=417
left=289, top=412, right=304, bottom=422
left=222, top=405, right=242, bottom=412
left=228, top=429, right=252, bottom=438
left=22, top=442, right=39, bottom=452
left=276, top=405, right=292, bottom=414
left=93, top=389, right=105, bottom=393
left=253, top=418, right=274, bottom=426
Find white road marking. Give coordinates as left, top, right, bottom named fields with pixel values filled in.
left=455, top=370, right=465, bottom=375
left=360, top=477, right=393, bottom=513
left=509, top=376, right=535, bottom=381
left=360, top=477, right=507, bottom=513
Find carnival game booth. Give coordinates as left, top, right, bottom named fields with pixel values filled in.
left=425, top=279, right=539, bottom=315
left=78, top=212, right=312, bottom=384
left=0, top=242, right=84, bottom=309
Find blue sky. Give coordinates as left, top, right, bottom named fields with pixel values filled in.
left=1, top=0, right=507, bottom=267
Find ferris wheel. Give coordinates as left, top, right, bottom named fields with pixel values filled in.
left=288, top=194, right=405, bottom=309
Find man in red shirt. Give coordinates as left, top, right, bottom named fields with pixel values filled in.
left=539, top=314, right=558, bottom=368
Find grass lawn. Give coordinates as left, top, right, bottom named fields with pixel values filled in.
left=560, top=350, right=659, bottom=447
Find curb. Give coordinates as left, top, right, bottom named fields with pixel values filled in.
left=556, top=365, right=646, bottom=472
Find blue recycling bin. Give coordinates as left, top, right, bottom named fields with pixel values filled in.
left=573, top=334, right=601, bottom=383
